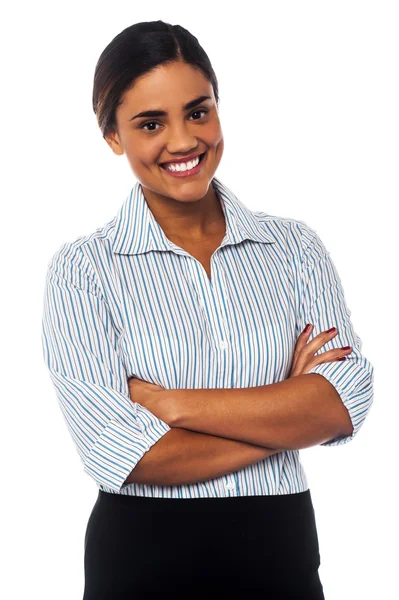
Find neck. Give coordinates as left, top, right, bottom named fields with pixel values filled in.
left=142, top=182, right=226, bottom=240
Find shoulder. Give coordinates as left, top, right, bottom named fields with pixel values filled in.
left=252, top=210, right=321, bottom=256
left=47, top=216, right=116, bottom=289
left=47, top=215, right=117, bottom=264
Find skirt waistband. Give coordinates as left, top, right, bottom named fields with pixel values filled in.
left=96, top=488, right=313, bottom=512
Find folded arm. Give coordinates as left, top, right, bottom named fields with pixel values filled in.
left=125, top=427, right=280, bottom=487
left=166, top=223, right=374, bottom=451
left=169, top=373, right=353, bottom=450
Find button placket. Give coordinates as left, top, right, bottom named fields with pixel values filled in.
left=212, top=258, right=230, bottom=350
left=187, top=253, right=230, bottom=351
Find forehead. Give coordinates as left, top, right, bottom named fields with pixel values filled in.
left=121, top=62, right=213, bottom=111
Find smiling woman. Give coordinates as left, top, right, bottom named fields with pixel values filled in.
left=99, top=70, right=224, bottom=242
left=39, top=18, right=338, bottom=599
left=91, top=23, right=227, bottom=243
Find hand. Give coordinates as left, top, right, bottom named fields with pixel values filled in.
left=289, top=324, right=352, bottom=378
left=127, top=376, right=177, bottom=426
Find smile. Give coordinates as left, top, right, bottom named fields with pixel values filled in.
left=160, top=152, right=206, bottom=178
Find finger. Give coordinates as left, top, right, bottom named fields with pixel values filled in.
left=298, top=326, right=339, bottom=360
left=296, top=345, right=353, bottom=376
left=289, top=343, right=352, bottom=378
left=312, top=346, right=353, bottom=364
left=293, top=327, right=339, bottom=374
left=292, top=324, right=313, bottom=369
left=306, top=326, right=339, bottom=351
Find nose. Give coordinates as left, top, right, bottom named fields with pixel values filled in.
left=166, top=123, right=199, bottom=155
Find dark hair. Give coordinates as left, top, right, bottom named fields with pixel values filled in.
left=92, top=20, right=219, bottom=139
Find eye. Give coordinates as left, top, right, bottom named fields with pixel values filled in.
left=189, top=109, right=208, bottom=121
left=140, top=121, right=161, bottom=132
left=140, top=108, right=208, bottom=131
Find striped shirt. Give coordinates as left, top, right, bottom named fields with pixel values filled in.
left=41, top=176, right=374, bottom=497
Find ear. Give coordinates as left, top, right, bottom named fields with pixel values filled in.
left=105, top=129, right=124, bottom=156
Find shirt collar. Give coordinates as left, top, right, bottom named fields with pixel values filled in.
left=111, top=175, right=276, bottom=255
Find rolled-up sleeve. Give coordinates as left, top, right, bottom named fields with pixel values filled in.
left=296, top=223, right=374, bottom=447
left=41, top=243, right=171, bottom=492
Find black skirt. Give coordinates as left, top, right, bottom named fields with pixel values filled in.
left=83, top=488, right=325, bottom=599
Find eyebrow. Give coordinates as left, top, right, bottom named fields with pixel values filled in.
left=129, top=95, right=212, bottom=121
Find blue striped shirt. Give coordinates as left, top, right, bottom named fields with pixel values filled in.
left=41, top=176, right=374, bottom=497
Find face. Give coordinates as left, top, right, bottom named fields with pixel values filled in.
left=106, top=61, right=224, bottom=204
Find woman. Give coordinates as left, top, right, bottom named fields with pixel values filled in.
left=41, top=20, right=374, bottom=599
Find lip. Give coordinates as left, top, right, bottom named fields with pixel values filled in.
left=160, top=152, right=206, bottom=178
left=160, top=151, right=204, bottom=166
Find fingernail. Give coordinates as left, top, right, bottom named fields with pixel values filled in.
left=341, top=345, right=351, bottom=351
left=336, top=357, right=346, bottom=361
left=326, top=327, right=336, bottom=334
left=304, top=323, right=312, bottom=333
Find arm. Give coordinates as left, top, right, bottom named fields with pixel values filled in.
left=295, top=222, right=374, bottom=446
left=168, top=223, right=374, bottom=451
left=125, top=428, right=280, bottom=487
left=169, top=373, right=351, bottom=450
left=41, top=242, right=172, bottom=493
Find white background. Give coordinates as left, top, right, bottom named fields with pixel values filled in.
left=2, top=1, right=397, bottom=598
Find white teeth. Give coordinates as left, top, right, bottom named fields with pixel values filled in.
left=164, top=155, right=201, bottom=172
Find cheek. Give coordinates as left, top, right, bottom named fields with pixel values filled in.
left=216, top=135, right=224, bottom=155
left=144, top=143, right=164, bottom=165
left=205, top=120, right=223, bottom=148
left=129, top=155, right=157, bottom=174
left=210, top=128, right=224, bottom=162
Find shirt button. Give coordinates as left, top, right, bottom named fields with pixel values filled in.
left=199, top=300, right=205, bottom=308
left=219, top=340, right=228, bottom=349
left=225, top=481, right=235, bottom=490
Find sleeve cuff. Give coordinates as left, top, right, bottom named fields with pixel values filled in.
left=83, top=416, right=171, bottom=492
left=307, top=360, right=373, bottom=447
